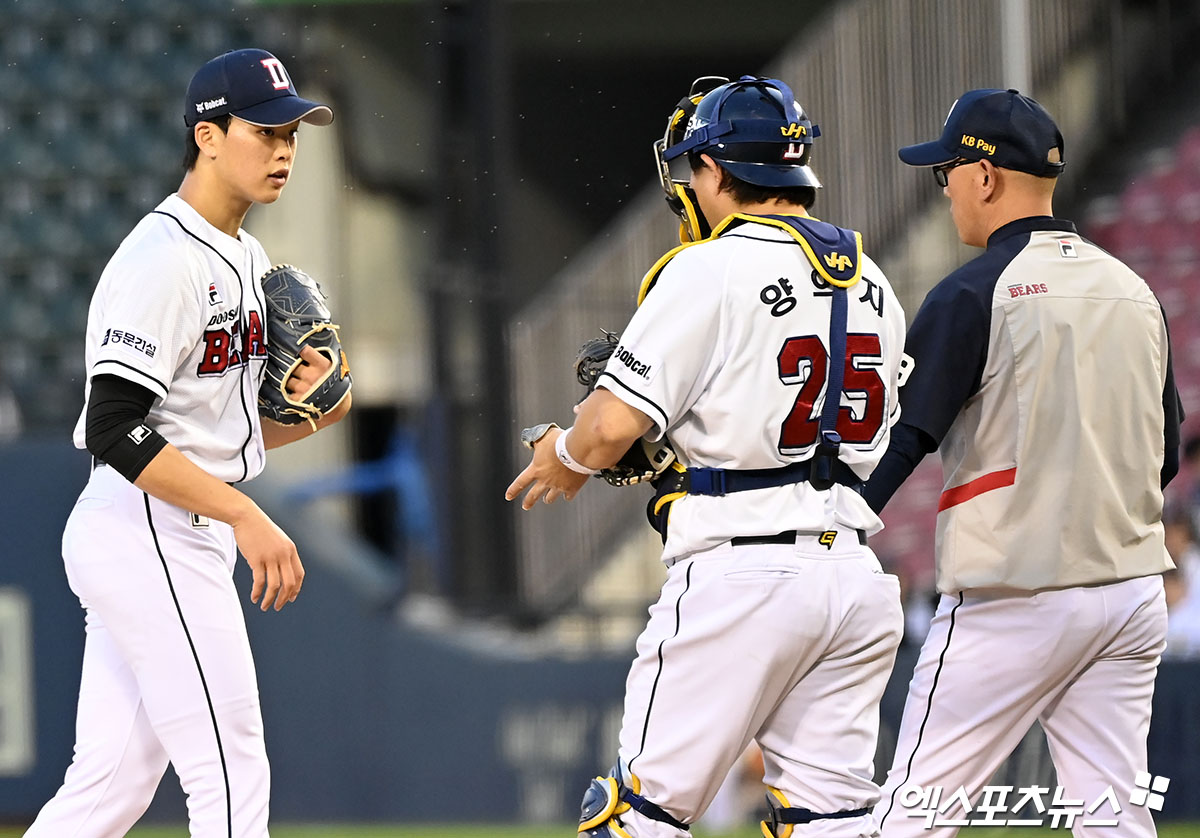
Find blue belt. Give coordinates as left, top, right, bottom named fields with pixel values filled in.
left=685, top=459, right=861, bottom=497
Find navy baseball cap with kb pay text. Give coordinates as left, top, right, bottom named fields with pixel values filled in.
left=185, top=48, right=333, bottom=128
left=898, top=88, right=1065, bottom=177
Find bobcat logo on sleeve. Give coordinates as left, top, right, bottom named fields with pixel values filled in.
left=197, top=309, right=266, bottom=376
left=613, top=344, right=660, bottom=384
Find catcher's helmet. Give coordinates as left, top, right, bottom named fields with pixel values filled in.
left=661, top=76, right=821, bottom=184
left=654, top=76, right=821, bottom=241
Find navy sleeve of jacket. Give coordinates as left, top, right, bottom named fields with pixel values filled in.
left=893, top=269, right=995, bottom=446
left=861, top=240, right=1025, bottom=512
left=1161, top=306, right=1185, bottom=489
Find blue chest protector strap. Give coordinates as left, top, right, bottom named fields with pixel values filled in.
left=809, top=277, right=847, bottom=491
left=685, top=213, right=858, bottom=496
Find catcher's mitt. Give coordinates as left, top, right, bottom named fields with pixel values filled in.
left=257, top=264, right=352, bottom=430
left=573, top=330, right=676, bottom=487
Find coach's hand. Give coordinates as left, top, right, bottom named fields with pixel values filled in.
left=506, top=426, right=591, bottom=510
left=232, top=509, right=305, bottom=611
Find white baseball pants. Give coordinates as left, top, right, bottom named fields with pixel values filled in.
left=876, top=575, right=1167, bottom=838
left=614, top=531, right=904, bottom=838
left=25, top=465, right=270, bottom=837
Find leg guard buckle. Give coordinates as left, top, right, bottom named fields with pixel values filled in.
left=580, top=761, right=691, bottom=836
left=761, top=787, right=871, bottom=838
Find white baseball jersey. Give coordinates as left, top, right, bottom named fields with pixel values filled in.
left=599, top=216, right=907, bottom=563
left=71, top=193, right=271, bottom=483
left=593, top=214, right=907, bottom=837
left=28, top=194, right=277, bottom=838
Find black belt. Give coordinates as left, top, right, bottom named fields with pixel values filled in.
left=731, top=529, right=867, bottom=547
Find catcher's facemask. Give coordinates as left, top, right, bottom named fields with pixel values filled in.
left=653, top=75, right=728, bottom=243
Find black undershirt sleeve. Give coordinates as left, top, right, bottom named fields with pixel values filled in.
left=84, top=374, right=168, bottom=481
left=860, top=421, right=938, bottom=514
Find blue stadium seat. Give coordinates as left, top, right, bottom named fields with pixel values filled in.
left=0, top=3, right=298, bottom=432
left=0, top=138, right=55, bottom=184
left=0, top=60, right=37, bottom=106
left=63, top=20, right=105, bottom=60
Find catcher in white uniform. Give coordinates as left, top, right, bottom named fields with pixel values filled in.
left=26, top=49, right=350, bottom=837
left=508, top=76, right=907, bottom=838
left=862, top=89, right=1183, bottom=837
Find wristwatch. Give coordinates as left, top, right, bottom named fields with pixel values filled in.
left=520, top=422, right=560, bottom=450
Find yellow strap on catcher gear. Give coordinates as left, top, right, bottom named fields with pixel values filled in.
left=668, top=94, right=701, bottom=132
left=578, top=776, right=633, bottom=837
left=639, top=212, right=862, bottom=307
left=712, top=213, right=864, bottom=289
left=674, top=184, right=707, bottom=244
left=653, top=461, right=688, bottom=516
left=636, top=238, right=707, bottom=306
left=761, top=787, right=794, bottom=838
left=579, top=777, right=620, bottom=832
left=760, top=783, right=871, bottom=835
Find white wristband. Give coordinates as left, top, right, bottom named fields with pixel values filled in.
left=554, top=429, right=598, bottom=475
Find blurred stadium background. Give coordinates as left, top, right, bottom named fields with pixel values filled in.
left=2, top=0, right=1200, bottom=833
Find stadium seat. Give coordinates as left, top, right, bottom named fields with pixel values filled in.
left=1177, top=126, right=1200, bottom=178
left=1082, top=195, right=1122, bottom=250
left=0, top=5, right=293, bottom=430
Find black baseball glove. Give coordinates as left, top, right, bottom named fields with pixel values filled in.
left=573, top=330, right=677, bottom=487
left=257, top=264, right=352, bottom=429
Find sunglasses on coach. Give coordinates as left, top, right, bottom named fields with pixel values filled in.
left=932, top=158, right=975, bottom=187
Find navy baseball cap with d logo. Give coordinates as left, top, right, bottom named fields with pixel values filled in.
left=898, top=88, right=1065, bottom=177
left=185, top=48, right=333, bottom=128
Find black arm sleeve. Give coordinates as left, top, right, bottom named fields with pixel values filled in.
left=85, top=374, right=168, bottom=482
left=860, top=421, right=938, bottom=513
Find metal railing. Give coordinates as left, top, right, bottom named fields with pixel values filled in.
left=507, top=0, right=1113, bottom=617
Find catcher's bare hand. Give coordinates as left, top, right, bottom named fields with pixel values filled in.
left=286, top=345, right=333, bottom=399
left=505, top=427, right=591, bottom=510
left=232, top=509, right=305, bottom=612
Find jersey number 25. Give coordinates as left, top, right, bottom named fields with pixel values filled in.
left=777, top=333, right=885, bottom=453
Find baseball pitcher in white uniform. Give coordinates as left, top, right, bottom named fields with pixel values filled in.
left=862, top=89, right=1183, bottom=837
left=25, top=49, right=349, bottom=838
left=508, top=76, right=907, bottom=838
